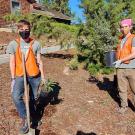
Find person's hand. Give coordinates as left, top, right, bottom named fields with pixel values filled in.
left=41, top=78, right=47, bottom=85
left=11, top=79, right=15, bottom=93
left=113, top=60, right=122, bottom=68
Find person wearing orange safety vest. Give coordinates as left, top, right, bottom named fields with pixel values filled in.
left=6, top=20, right=45, bottom=134
left=113, top=19, right=135, bottom=114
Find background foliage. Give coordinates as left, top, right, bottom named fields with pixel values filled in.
left=75, top=0, right=135, bottom=75
left=4, top=13, right=79, bottom=48
left=4, top=0, right=135, bottom=76
left=42, top=0, right=71, bottom=16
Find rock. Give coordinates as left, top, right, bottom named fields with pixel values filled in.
left=63, top=66, right=70, bottom=75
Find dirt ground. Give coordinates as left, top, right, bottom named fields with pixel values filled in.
left=0, top=50, right=135, bottom=135
left=0, top=31, right=18, bottom=44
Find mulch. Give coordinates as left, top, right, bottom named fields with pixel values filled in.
left=0, top=50, right=135, bottom=135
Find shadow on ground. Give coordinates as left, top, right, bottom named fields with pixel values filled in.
left=88, top=75, right=135, bottom=112
left=96, top=75, right=120, bottom=106
left=76, top=130, right=97, bottom=135
left=32, top=82, right=63, bottom=135
left=43, top=53, right=73, bottom=59
left=88, top=75, right=120, bottom=106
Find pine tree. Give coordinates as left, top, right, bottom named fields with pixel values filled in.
left=42, top=0, right=71, bottom=16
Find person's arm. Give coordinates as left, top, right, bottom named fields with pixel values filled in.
left=6, top=41, right=16, bottom=79
left=37, top=53, right=45, bottom=79
left=9, top=54, right=16, bottom=79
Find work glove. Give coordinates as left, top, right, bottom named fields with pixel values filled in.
left=113, top=60, right=122, bottom=68
left=11, top=79, right=15, bottom=93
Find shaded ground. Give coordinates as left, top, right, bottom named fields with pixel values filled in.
left=0, top=50, right=135, bottom=135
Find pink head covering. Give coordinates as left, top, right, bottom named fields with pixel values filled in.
left=120, top=19, right=133, bottom=27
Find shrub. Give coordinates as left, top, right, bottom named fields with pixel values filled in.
left=87, top=63, right=101, bottom=76
left=101, top=67, right=114, bottom=75
left=68, top=56, right=79, bottom=70
left=87, top=63, right=114, bottom=76
left=50, top=22, right=79, bottom=48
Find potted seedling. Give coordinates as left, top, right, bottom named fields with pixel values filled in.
left=39, top=79, right=57, bottom=97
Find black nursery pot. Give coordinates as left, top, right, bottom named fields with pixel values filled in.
left=104, top=50, right=116, bottom=67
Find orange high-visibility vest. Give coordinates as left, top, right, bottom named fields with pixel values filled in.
left=116, top=34, right=135, bottom=64
left=15, top=38, right=40, bottom=77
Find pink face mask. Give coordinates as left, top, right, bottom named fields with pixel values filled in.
left=120, top=19, right=132, bottom=27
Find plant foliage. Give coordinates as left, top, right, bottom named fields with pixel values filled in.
left=4, top=13, right=79, bottom=47
left=75, top=0, right=135, bottom=75
left=41, top=79, right=57, bottom=93
left=42, top=0, right=71, bottom=16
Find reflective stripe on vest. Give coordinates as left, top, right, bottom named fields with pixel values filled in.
left=15, top=38, right=40, bottom=77
left=116, top=34, right=135, bottom=64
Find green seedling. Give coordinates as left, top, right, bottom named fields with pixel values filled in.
left=41, top=79, right=57, bottom=93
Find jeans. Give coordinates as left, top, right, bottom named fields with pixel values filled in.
left=12, top=74, right=41, bottom=119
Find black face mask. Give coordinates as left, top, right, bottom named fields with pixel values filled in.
left=19, top=31, right=30, bottom=39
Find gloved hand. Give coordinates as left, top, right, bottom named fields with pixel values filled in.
left=11, top=79, right=15, bottom=93
left=113, top=60, right=122, bottom=68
